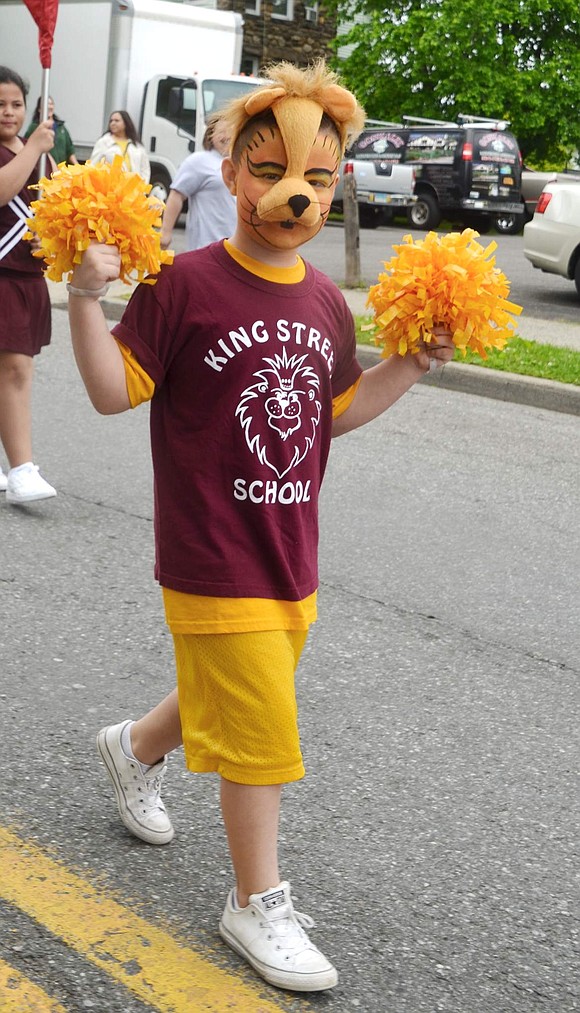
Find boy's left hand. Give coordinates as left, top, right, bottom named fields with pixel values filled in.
left=415, top=325, right=455, bottom=372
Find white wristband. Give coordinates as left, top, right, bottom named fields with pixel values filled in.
left=66, top=282, right=110, bottom=299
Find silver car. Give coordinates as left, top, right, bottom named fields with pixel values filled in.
left=523, top=180, right=580, bottom=296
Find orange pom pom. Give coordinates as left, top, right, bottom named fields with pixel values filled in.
left=26, top=156, right=174, bottom=284
left=366, top=229, right=522, bottom=359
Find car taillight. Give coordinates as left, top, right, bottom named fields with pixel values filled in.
left=343, top=161, right=354, bottom=175
left=461, top=142, right=473, bottom=161
left=536, top=192, right=553, bottom=214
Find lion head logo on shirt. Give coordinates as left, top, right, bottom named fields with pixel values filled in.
left=236, top=348, right=321, bottom=478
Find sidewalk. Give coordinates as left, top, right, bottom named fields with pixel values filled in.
left=48, top=280, right=580, bottom=417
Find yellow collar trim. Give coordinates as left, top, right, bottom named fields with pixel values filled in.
left=224, top=239, right=306, bottom=284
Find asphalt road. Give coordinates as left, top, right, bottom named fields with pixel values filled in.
left=1, top=307, right=579, bottom=1012
left=168, top=220, right=580, bottom=324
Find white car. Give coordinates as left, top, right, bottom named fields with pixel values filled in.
left=523, top=180, right=580, bottom=296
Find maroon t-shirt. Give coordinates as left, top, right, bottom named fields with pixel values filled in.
left=0, top=142, right=42, bottom=274
left=113, top=242, right=362, bottom=600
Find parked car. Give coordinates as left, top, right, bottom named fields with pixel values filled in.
left=523, top=180, right=580, bottom=296
left=340, top=116, right=524, bottom=232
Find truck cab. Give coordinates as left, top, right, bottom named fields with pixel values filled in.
left=140, top=74, right=265, bottom=201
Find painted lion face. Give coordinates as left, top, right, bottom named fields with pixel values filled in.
left=226, top=102, right=341, bottom=252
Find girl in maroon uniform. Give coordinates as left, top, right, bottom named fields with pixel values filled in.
left=0, top=66, right=56, bottom=503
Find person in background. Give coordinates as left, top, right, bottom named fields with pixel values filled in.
left=25, top=96, right=78, bottom=166
left=90, top=110, right=150, bottom=182
left=0, top=66, right=57, bottom=503
left=160, top=113, right=235, bottom=251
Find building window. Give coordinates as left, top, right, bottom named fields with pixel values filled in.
left=245, top=0, right=261, bottom=14
left=241, top=55, right=261, bottom=76
left=304, top=0, right=318, bottom=23
left=271, top=0, right=294, bottom=20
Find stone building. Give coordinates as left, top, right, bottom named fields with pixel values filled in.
left=215, top=0, right=336, bottom=75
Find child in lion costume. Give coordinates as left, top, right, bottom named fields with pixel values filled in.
left=66, top=60, right=453, bottom=993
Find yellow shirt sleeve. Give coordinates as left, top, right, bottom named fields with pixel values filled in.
left=332, top=375, right=362, bottom=420
left=115, top=338, right=156, bottom=408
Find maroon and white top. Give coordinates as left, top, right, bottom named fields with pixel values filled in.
left=113, top=242, right=362, bottom=600
left=0, top=142, right=42, bottom=273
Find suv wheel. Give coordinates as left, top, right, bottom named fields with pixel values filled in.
left=407, top=192, right=441, bottom=230
left=494, top=211, right=524, bottom=235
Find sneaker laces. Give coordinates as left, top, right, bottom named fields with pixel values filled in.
left=260, top=904, right=316, bottom=953
left=136, top=763, right=167, bottom=814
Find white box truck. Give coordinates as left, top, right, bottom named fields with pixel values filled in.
left=0, top=0, right=263, bottom=197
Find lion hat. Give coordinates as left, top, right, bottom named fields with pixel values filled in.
left=220, top=60, right=366, bottom=230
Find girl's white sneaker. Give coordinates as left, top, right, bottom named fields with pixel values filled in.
left=6, top=462, right=56, bottom=504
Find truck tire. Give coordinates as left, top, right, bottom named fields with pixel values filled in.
left=149, top=167, right=172, bottom=203
left=493, top=211, right=524, bottom=235
left=407, top=192, right=441, bottom=230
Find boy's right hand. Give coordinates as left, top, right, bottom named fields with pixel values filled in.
left=71, top=242, right=121, bottom=292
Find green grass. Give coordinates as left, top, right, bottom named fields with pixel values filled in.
left=354, top=317, right=580, bottom=386
left=452, top=338, right=580, bottom=386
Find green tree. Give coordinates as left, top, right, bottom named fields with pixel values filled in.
left=330, top=0, right=580, bottom=164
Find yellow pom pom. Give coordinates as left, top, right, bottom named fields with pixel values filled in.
left=26, top=157, right=174, bottom=284
left=366, top=229, right=522, bottom=359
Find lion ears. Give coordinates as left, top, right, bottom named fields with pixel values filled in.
left=244, top=82, right=360, bottom=128
left=222, top=62, right=366, bottom=155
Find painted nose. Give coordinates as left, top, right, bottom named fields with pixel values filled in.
left=288, top=194, right=311, bottom=218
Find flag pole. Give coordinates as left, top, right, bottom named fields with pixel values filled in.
left=23, top=0, right=59, bottom=184
left=39, top=67, right=51, bottom=182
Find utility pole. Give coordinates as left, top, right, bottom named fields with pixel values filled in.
left=342, top=164, right=360, bottom=288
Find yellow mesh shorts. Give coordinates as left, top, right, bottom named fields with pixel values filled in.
left=173, top=629, right=308, bottom=785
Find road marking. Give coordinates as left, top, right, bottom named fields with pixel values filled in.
left=0, top=827, right=302, bottom=1012
left=0, top=957, right=67, bottom=1012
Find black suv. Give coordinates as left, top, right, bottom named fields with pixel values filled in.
left=346, top=115, right=524, bottom=232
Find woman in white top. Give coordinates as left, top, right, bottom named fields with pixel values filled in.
left=160, top=114, right=236, bottom=251
left=90, top=110, right=150, bottom=182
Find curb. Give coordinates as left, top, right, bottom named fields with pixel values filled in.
left=355, top=345, right=580, bottom=417
left=52, top=297, right=580, bottom=418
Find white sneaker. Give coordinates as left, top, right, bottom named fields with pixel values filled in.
left=96, top=720, right=174, bottom=845
left=6, top=462, right=56, bottom=504
left=0, top=467, right=7, bottom=492
left=219, top=881, right=338, bottom=992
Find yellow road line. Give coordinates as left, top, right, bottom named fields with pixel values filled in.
left=0, top=956, right=67, bottom=1012
left=0, top=827, right=300, bottom=1012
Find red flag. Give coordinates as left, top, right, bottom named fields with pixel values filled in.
left=23, top=0, right=59, bottom=69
